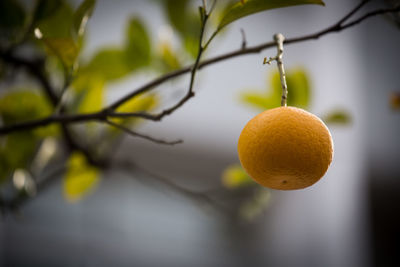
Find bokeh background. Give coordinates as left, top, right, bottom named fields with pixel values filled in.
left=1, top=0, right=400, bottom=266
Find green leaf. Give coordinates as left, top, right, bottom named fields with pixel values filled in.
left=240, top=91, right=277, bottom=110
left=35, top=2, right=74, bottom=38
left=124, top=17, right=151, bottom=70
left=63, top=152, right=100, bottom=202
left=0, top=132, right=38, bottom=184
left=0, top=0, right=26, bottom=43
left=111, top=94, right=158, bottom=126
left=240, top=68, right=311, bottom=110
left=0, top=90, right=52, bottom=125
left=163, top=0, right=200, bottom=58
left=239, top=188, right=271, bottom=221
left=73, top=0, right=96, bottom=38
left=41, top=37, right=79, bottom=68
left=0, top=90, right=58, bottom=137
left=32, top=0, right=63, bottom=23
left=157, top=42, right=181, bottom=71
left=322, top=110, right=352, bottom=125
left=73, top=75, right=105, bottom=113
left=0, top=0, right=26, bottom=29
left=83, top=48, right=130, bottom=81
left=273, top=69, right=311, bottom=108
left=222, top=164, right=254, bottom=189
left=218, top=0, right=325, bottom=30
left=164, top=0, right=189, bottom=34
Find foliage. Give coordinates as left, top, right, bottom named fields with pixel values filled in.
left=217, top=0, right=325, bottom=31
left=63, top=152, right=100, bottom=202
left=0, top=0, right=338, bottom=209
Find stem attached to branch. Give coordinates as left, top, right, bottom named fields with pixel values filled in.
left=263, top=33, right=288, bottom=107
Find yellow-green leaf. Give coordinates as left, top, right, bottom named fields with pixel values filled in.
left=239, top=188, right=271, bottom=221
left=73, top=0, right=96, bottom=37
left=35, top=2, right=74, bottom=38
left=32, top=0, right=63, bottom=24
left=222, top=164, right=254, bottom=189
left=124, top=17, right=151, bottom=70
left=113, top=94, right=158, bottom=124
left=273, top=69, right=311, bottom=108
left=42, top=37, right=79, bottom=68
left=218, top=0, right=325, bottom=30
left=63, top=152, right=100, bottom=202
left=83, top=48, right=130, bottom=81
left=0, top=132, right=38, bottom=184
left=0, top=90, right=59, bottom=137
left=240, top=91, right=277, bottom=110
left=322, top=110, right=352, bottom=125
left=75, top=75, right=104, bottom=114
left=240, top=68, right=311, bottom=110
left=157, top=42, right=181, bottom=71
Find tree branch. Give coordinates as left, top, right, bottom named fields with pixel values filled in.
left=105, top=119, right=183, bottom=145
left=0, top=50, right=103, bottom=166
left=1, top=2, right=399, bottom=135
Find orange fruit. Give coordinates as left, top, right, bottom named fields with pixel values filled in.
left=238, top=106, right=333, bottom=190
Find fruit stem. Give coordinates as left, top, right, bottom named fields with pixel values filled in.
left=263, top=33, right=288, bottom=107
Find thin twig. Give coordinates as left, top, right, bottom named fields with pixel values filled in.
left=105, top=119, right=182, bottom=145
left=240, top=28, right=247, bottom=49
left=114, top=159, right=232, bottom=216
left=1, top=2, right=399, bottom=135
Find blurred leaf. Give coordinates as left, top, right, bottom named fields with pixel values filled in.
left=75, top=75, right=105, bottom=113
left=240, top=91, right=277, bottom=110
left=164, top=0, right=189, bottom=34
left=34, top=1, right=79, bottom=70
left=124, top=17, right=151, bottom=70
left=163, top=0, right=200, bottom=58
left=0, top=0, right=26, bottom=29
left=0, top=90, right=51, bottom=124
left=322, top=110, right=352, bottom=125
left=110, top=94, right=158, bottom=127
left=241, top=68, right=310, bottom=110
left=239, top=188, right=271, bottom=221
left=0, top=0, right=26, bottom=43
left=222, top=164, right=254, bottom=189
left=0, top=132, right=38, bottom=184
left=32, top=0, right=63, bottom=23
left=73, top=0, right=96, bottom=38
left=35, top=2, right=74, bottom=38
left=0, top=90, right=59, bottom=137
left=83, top=48, right=130, bottom=81
left=157, top=42, right=181, bottom=71
left=217, top=0, right=325, bottom=30
left=63, top=152, right=100, bottom=202
left=42, top=38, right=79, bottom=68
left=274, top=68, right=310, bottom=108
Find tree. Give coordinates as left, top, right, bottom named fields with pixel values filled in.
left=0, top=0, right=398, bottom=215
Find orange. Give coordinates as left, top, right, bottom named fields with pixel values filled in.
left=238, top=106, right=333, bottom=190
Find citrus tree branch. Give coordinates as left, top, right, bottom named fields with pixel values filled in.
left=104, top=119, right=183, bottom=145
left=1, top=2, right=399, bottom=135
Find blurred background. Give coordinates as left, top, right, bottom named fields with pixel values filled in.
left=0, top=0, right=400, bottom=266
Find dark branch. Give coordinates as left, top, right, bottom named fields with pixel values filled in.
left=1, top=2, right=399, bottom=135
left=105, top=119, right=183, bottom=145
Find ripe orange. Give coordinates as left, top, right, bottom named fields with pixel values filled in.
left=238, top=106, right=333, bottom=190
